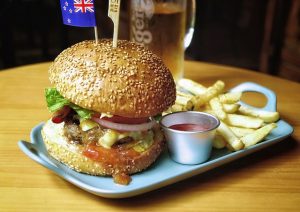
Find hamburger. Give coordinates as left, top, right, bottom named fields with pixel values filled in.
left=42, top=39, right=176, bottom=185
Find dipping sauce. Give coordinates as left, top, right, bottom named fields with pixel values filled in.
left=169, top=123, right=210, bottom=132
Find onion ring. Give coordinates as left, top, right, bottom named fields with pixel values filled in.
left=91, top=117, right=156, bottom=132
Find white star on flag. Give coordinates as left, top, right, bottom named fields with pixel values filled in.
left=63, top=6, right=66, bottom=11
left=65, top=2, right=68, bottom=6
left=67, top=18, right=71, bottom=23
left=69, top=9, right=73, bottom=13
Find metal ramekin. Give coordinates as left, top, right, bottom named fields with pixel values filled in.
left=160, top=111, right=220, bottom=165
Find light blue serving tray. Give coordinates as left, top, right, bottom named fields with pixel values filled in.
left=18, top=82, right=293, bottom=198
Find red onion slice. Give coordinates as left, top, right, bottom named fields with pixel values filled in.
left=91, top=117, right=156, bottom=132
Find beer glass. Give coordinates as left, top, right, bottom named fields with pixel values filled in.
left=129, top=0, right=196, bottom=81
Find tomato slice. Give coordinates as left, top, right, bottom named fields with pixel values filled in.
left=92, top=114, right=150, bottom=124
left=52, top=116, right=64, bottom=124
left=51, top=106, right=71, bottom=123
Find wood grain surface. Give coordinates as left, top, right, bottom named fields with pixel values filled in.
left=0, top=61, right=299, bottom=211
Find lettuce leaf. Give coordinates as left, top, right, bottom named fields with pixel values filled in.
left=45, top=88, right=93, bottom=119
left=45, top=88, right=69, bottom=112
left=69, top=103, right=93, bottom=120
left=153, top=114, right=162, bottom=122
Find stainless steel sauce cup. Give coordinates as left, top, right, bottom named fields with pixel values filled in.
left=160, top=111, right=220, bottom=165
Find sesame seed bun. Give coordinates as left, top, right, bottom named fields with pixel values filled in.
left=41, top=120, right=165, bottom=182
left=49, top=39, right=176, bottom=118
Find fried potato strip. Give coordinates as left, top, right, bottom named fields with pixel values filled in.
left=165, top=78, right=279, bottom=151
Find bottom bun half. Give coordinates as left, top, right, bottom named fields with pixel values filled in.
left=41, top=120, right=165, bottom=183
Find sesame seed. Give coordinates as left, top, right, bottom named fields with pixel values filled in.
left=48, top=39, right=176, bottom=118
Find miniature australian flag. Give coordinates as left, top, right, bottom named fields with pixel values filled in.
left=60, top=0, right=96, bottom=27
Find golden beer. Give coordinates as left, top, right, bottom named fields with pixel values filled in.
left=130, top=2, right=186, bottom=81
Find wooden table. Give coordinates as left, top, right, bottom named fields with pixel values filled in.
left=1, top=61, right=299, bottom=211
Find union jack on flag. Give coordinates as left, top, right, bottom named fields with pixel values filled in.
left=60, top=0, right=96, bottom=27
left=74, top=0, right=94, bottom=13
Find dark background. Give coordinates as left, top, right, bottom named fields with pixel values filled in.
left=1, top=0, right=299, bottom=81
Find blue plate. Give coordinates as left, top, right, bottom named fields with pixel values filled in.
left=18, top=82, right=294, bottom=198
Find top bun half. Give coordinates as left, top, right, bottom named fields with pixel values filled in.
left=49, top=39, right=176, bottom=118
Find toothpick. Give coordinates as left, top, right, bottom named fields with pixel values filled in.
left=94, top=26, right=99, bottom=45
left=108, top=0, right=121, bottom=48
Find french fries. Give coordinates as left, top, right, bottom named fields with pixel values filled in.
left=217, top=121, right=244, bottom=151
left=226, top=114, right=264, bottom=129
left=212, top=134, right=227, bottom=149
left=222, top=103, right=240, bottom=113
left=229, top=126, right=255, bottom=138
left=175, top=95, right=193, bottom=110
left=209, top=97, right=227, bottom=120
left=238, top=105, right=280, bottom=123
left=192, top=80, right=225, bottom=110
left=177, top=78, right=207, bottom=95
left=219, top=92, right=242, bottom=104
left=241, top=123, right=277, bottom=147
left=166, top=78, right=279, bottom=151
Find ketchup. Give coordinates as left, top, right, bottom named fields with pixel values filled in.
left=169, top=123, right=210, bottom=132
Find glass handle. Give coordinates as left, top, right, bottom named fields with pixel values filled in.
left=184, top=0, right=196, bottom=49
